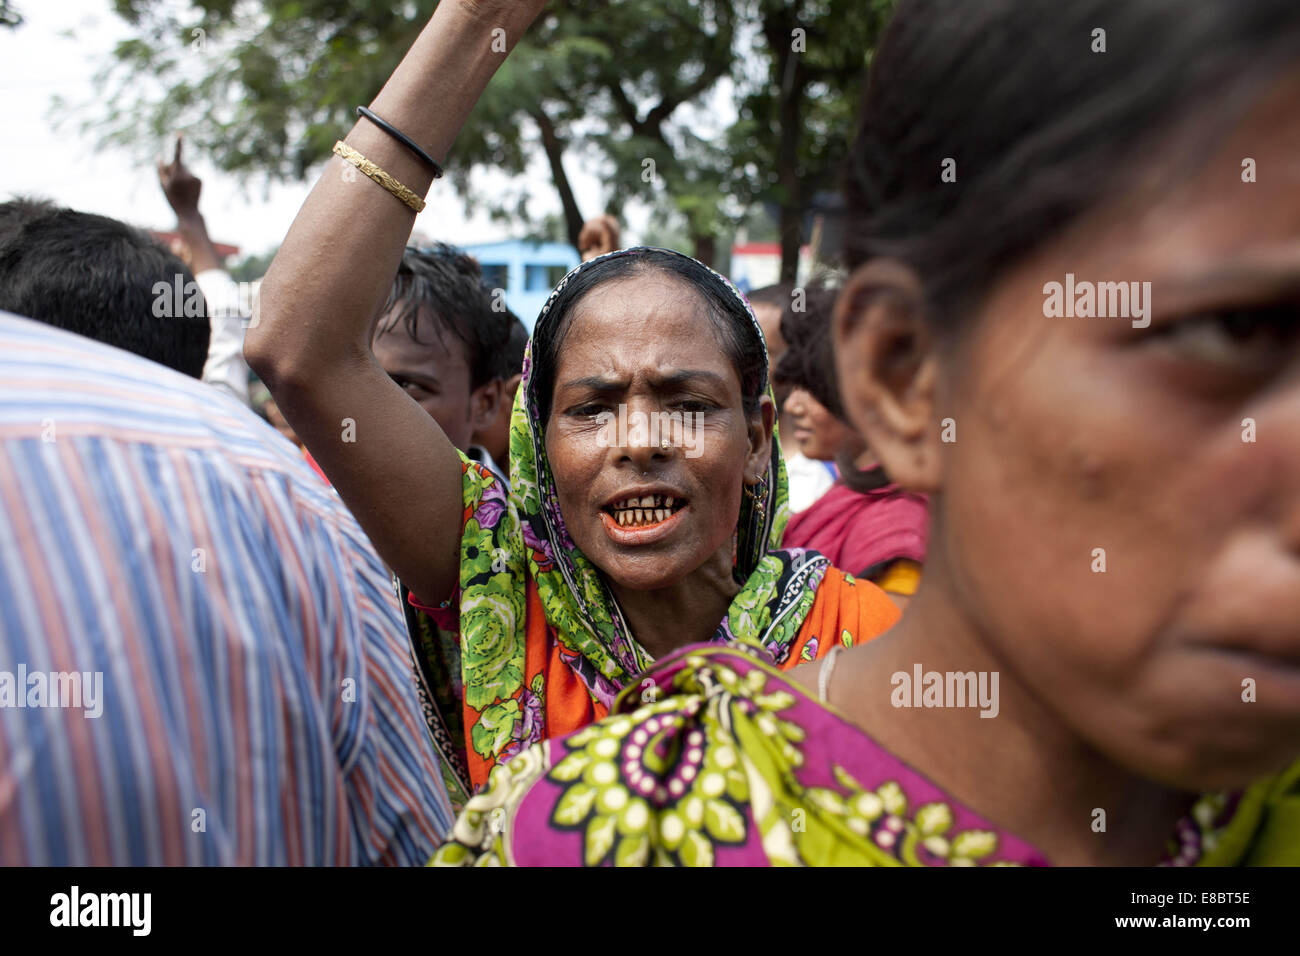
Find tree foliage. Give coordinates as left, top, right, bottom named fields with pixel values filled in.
left=729, top=0, right=896, bottom=280
left=83, top=0, right=891, bottom=272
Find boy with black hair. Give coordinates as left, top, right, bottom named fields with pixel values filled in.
left=372, top=243, right=513, bottom=484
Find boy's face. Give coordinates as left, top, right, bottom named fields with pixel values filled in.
left=371, top=304, right=498, bottom=453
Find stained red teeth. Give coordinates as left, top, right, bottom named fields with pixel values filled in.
left=607, top=493, right=689, bottom=529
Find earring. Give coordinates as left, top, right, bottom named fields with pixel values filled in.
left=744, top=475, right=768, bottom=500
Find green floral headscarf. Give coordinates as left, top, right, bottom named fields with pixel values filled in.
left=447, top=248, right=832, bottom=784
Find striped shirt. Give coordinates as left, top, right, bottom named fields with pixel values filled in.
left=0, top=311, right=454, bottom=864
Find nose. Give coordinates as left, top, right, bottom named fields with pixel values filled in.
left=784, top=388, right=807, bottom=417
left=615, top=398, right=674, bottom=470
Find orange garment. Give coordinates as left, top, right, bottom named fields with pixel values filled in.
left=462, top=567, right=900, bottom=790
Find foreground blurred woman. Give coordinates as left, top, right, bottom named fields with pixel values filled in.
left=434, top=0, right=1300, bottom=865
left=245, top=0, right=899, bottom=805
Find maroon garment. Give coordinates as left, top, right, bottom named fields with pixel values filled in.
left=783, top=480, right=929, bottom=577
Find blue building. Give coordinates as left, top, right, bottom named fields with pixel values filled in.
left=462, top=240, right=580, bottom=331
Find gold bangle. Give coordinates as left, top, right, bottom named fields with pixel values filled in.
left=332, top=141, right=427, bottom=213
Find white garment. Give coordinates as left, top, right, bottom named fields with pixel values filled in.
left=467, top=444, right=509, bottom=490
left=195, top=268, right=251, bottom=407
left=784, top=451, right=838, bottom=513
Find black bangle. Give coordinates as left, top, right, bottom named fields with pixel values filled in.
left=355, top=106, right=444, bottom=179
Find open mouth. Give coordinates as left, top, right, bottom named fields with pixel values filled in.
left=604, top=493, right=688, bottom=529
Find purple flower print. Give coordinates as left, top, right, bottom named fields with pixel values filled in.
left=500, top=686, right=545, bottom=762
left=474, top=479, right=508, bottom=530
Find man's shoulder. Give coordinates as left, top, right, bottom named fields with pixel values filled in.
left=0, top=310, right=352, bottom=531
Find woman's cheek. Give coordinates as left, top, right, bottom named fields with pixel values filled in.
left=694, top=430, right=753, bottom=534
left=548, top=425, right=606, bottom=477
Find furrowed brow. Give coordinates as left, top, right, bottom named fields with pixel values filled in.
left=652, top=369, right=729, bottom=390
left=559, top=375, right=628, bottom=392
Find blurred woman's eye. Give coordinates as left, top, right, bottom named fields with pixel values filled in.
left=1151, top=304, right=1297, bottom=368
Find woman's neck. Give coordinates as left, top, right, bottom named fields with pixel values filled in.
left=607, top=543, right=740, bottom=661
left=831, top=567, right=1192, bottom=865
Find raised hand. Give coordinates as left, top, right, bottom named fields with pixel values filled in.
left=157, top=134, right=221, bottom=273
left=246, top=0, right=551, bottom=606
left=157, top=135, right=203, bottom=221
left=579, top=214, right=621, bottom=262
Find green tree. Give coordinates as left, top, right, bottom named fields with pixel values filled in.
left=82, top=0, right=889, bottom=273
left=227, top=247, right=277, bottom=283
left=729, top=0, right=895, bottom=281
left=575, top=0, right=738, bottom=263
left=85, top=0, right=739, bottom=261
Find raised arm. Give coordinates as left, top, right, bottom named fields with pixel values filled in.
left=245, top=0, right=545, bottom=604
left=159, top=136, right=253, bottom=406
left=158, top=135, right=224, bottom=275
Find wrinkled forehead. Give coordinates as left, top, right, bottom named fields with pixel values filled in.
left=566, top=271, right=715, bottom=338
left=556, top=317, right=736, bottom=398
left=534, top=246, right=761, bottom=341
left=523, top=247, right=768, bottom=420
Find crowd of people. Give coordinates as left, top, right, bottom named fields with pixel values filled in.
left=1, top=0, right=1299, bottom=867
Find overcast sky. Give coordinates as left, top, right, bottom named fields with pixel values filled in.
left=0, top=0, right=628, bottom=260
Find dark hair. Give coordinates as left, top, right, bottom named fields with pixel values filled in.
left=773, top=282, right=891, bottom=493
left=378, top=243, right=511, bottom=391
left=532, top=249, right=768, bottom=424
left=0, top=197, right=55, bottom=242
left=0, top=200, right=210, bottom=377
left=773, top=283, right=845, bottom=420
left=845, top=0, right=1300, bottom=327
left=499, top=315, right=529, bottom=381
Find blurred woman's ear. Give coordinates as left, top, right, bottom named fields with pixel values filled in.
left=833, top=260, right=940, bottom=494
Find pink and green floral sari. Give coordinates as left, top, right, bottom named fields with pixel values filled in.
left=431, top=643, right=1300, bottom=866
